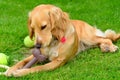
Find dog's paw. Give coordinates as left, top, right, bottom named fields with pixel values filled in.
left=4, top=68, right=33, bottom=77
left=100, top=44, right=109, bottom=52
left=110, top=45, right=119, bottom=52
left=12, top=69, right=29, bottom=77
left=5, top=69, right=14, bottom=77
left=100, top=44, right=118, bottom=52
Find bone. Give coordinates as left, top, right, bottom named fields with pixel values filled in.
left=23, top=46, right=47, bottom=69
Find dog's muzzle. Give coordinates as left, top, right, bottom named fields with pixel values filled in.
left=35, top=43, right=41, bottom=48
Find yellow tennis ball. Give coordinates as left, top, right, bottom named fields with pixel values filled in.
left=0, top=53, right=9, bottom=65
left=24, top=36, right=35, bottom=47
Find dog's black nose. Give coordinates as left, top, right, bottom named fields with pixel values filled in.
left=35, top=43, right=41, bottom=48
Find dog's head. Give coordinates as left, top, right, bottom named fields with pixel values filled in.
left=28, top=4, right=70, bottom=47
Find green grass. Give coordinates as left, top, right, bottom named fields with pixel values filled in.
left=0, top=0, right=120, bottom=80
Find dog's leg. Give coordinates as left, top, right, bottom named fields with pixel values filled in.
left=5, top=55, right=34, bottom=76
left=11, top=57, right=66, bottom=77
left=105, top=29, right=120, bottom=41
left=111, top=33, right=120, bottom=41
left=95, top=37, right=118, bottom=52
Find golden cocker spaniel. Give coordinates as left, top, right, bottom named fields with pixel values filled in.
left=5, top=4, right=120, bottom=77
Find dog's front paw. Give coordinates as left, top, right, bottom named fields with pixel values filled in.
left=12, top=69, right=30, bottom=77
left=5, top=67, right=28, bottom=77
left=5, top=67, right=17, bottom=77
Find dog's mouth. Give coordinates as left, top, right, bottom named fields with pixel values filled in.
left=35, top=43, right=41, bottom=48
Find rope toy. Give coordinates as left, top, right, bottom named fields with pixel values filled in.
left=0, top=65, right=9, bottom=75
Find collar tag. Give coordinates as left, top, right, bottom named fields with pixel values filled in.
left=60, top=37, right=66, bottom=43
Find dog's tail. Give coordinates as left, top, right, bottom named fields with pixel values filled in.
left=105, top=29, right=120, bottom=41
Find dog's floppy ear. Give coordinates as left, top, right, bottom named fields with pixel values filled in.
left=49, top=7, right=69, bottom=40
left=28, top=12, right=34, bottom=39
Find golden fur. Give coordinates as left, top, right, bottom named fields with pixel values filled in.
left=5, top=4, right=120, bottom=77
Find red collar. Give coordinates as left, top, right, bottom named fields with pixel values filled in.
left=60, top=37, right=66, bottom=43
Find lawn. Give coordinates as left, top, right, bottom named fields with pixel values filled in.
left=0, top=0, right=120, bottom=80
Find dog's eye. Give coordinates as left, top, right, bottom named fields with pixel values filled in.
left=41, top=25, right=47, bottom=30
